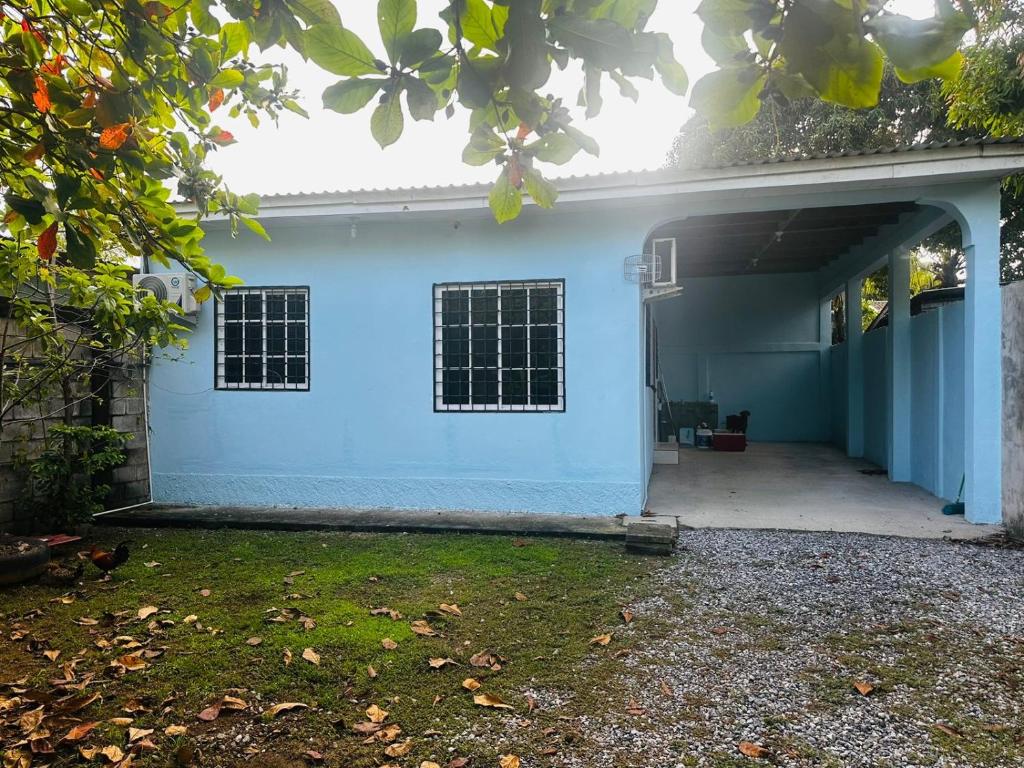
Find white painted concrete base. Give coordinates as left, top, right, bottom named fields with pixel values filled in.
left=647, top=442, right=1000, bottom=540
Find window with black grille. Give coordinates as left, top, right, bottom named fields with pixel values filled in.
left=215, top=287, right=309, bottom=391
left=434, top=280, right=564, bottom=412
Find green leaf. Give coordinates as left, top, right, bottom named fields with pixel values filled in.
left=505, top=0, right=550, bottom=91
left=894, top=50, right=963, bottom=84
left=378, top=0, right=416, bottom=64
left=610, top=70, right=639, bottom=102
left=522, top=167, right=558, bottom=209
left=582, top=67, right=603, bottom=118
left=457, top=0, right=508, bottom=53
left=190, top=0, right=221, bottom=35
left=565, top=125, right=599, bottom=157
left=399, top=28, right=443, bottom=68
left=701, top=26, right=749, bottom=66
left=489, top=167, right=522, bottom=224
left=4, top=195, right=46, bottom=225
left=653, top=33, right=689, bottom=95
left=462, top=126, right=504, bottom=165
left=867, top=11, right=970, bottom=76
left=219, top=22, right=250, bottom=59
left=306, top=24, right=380, bottom=76
left=194, top=284, right=213, bottom=303
left=549, top=15, right=648, bottom=72
left=322, top=78, right=384, bottom=113
left=780, top=2, right=884, bottom=109
left=287, top=0, right=342, bottom=27
left=241, top=216, right=270, bottom=241
left=696, top=0, right=771, bottom=35
left=371, top=93, right=405, bottom=147
left=209, top=69, right=245, bottom=88
left=63, top=224, right=97, bottom=268
left=283, top=98, right=310, bottom=118
left=689, top=65, right=766, bottom=129
left=405, top=76, right=439, bottom=120
left=527, top=133, right=581, bottom=165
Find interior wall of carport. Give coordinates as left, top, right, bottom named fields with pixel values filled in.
left=828, top=306, right=966, bottom=501
left=652, top=273, right=831, bottom=442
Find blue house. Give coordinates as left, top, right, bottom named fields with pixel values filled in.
left=147, top=140, right=1023, bottom=528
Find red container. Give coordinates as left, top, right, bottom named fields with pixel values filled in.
left=712, top=431, right=747, bottom=452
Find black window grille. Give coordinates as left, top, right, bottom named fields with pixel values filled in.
left=433, top=280, right=564, bottom=412
left=216, top=287, right=309, bottom=391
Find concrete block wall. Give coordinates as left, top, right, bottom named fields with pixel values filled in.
left=0, top=337, right=149, bottom=532
left=1003, top=281, right=1024, bottom=539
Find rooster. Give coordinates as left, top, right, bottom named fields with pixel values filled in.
left=89, top=542, right=130, bottom=579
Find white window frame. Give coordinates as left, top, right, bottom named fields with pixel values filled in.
left=215, top=286, right=310, bottom=391
left=651, top=237, right=677, bottom=287
left=433, top=280, right=565, bottom=413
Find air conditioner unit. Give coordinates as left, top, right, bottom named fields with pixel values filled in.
left=133, top=272, right=199, bottom=314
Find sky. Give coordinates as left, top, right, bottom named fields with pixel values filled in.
left=207, top=0, right=939, bottom=195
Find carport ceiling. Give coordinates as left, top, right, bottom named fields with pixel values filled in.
left=648, top=202, right=918, bottom=279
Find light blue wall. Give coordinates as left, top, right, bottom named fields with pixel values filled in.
left=862, top=328, right=889, bottom=468
left=149, top=210, right=647, bottom=515
left=940, top=304, right=966, bottom=500
left=829, top=342, right=848, bottom=447
left=652, top=274, right=828, bottom=441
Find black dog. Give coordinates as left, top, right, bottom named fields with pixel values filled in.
left=725, top=410, right=750, bottom=434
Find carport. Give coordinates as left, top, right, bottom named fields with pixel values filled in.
left=636, top=141, right=1017, bottom=531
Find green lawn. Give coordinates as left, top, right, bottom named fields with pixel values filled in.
left=0, top=527, right=656, bottom=767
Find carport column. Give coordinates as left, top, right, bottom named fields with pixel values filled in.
left=955, top=183, right=1003, bottom=524
left=845, top=277, right=864, bottom=457
left=887, top=248, right=912, bottom=482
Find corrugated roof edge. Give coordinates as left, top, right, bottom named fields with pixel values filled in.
left=697, top=136, right=1024, bottom=169
left=246, top=137, right=1024, bottom=201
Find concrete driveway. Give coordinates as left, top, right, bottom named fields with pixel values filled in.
left=647, top=442, right=997, bottom=539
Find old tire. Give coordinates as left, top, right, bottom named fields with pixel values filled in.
left=0, top=537, right=50, bottom=586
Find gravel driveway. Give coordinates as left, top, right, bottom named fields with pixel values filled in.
left=561, top=530, right=1024, bottom=768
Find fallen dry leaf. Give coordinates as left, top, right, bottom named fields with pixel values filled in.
left=499, top=755, right=520, bottom=768
left=626, top=699, right=646, bottom=716
left=137, top=606, right=159, bottom=620
left=381, top=638, right=398, bottom=650
left=420, top=763, right=442, bottom=768
left=659, top=680, right=673, bottom=697
left=143, top=561, right=160, bottom=568
left=738, top=741, right=771, bottom=759
left=128, top=727, right=154, bottom=743
left=115, top=654, right=148, bottom=671
left=462, top=678, right=481, bottom=691
left=384, top=739, right=414, bottom=758
left=438, top=603, right=462, bottom=617
left=366, top=704, right=389, bottom=723
left=620, top=608, right=634, bottom=624
left=246, top=637, right=263, bottom=646
left=301, top=648, right=320, bottom=665
left=222, top=695, right=248, bottom=711
left=164, top=724, right=188, bottom=736
left=62, top=721, right=99, bottom=741
left=266, top=702, right=309, bottom=718
left=43, top=649, right=60, bottom=662
left=853, top=680, right=875, bottom=696
left=935, top=723, right=962, bottom=738
left=283, top=647, right=293, bottom=666
left=428, top=657, right=457, bottom=669
left=473, top=693, right=513, bottom=710
left=352, top=721, right=382, bottom=735
left=182, top=614, right=198, bottom=624
left=198, top=588, right=212, bottom=597
left=513, top=592, right=528, bottom=602
left=367, top=665, right=378, bottom=679
left=590, top=633, right=612, bottom=646
left=100, top=744, right=125, bottom=762
left=410, top=620, right=437, bottom=636
left=449, top=759, right=470, bottom=768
